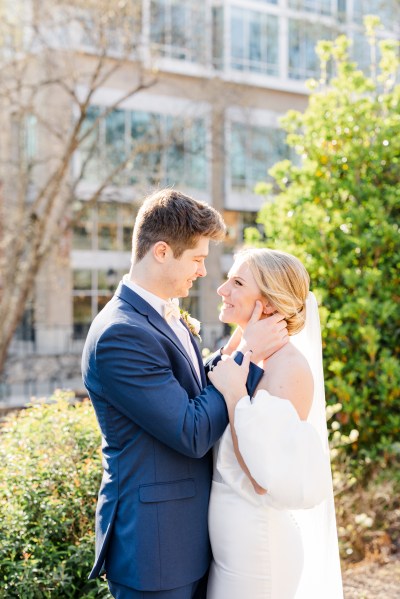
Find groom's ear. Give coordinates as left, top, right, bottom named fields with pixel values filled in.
left=153, top=241, right=171, bottom=263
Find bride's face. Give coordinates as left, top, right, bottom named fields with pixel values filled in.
left=217, top=259, right=266, bottom=328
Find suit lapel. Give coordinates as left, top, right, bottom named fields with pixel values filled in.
left=180, top=318, right=207, bottom=388
left=115, top=283, right=203, bottom=391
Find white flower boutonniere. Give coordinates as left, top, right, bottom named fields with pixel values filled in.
left=180, top=309, right=201, bottom=341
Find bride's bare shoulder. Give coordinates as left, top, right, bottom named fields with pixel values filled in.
left=258, top=343, right=314, bottom=420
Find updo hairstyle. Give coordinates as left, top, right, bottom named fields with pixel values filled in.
left=237, top=248, right=310, bottom=336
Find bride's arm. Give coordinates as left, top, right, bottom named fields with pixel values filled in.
left=228, top=407, right=267, bottom=495
left=232, top=357, right=331, bottom=509
left=208, top=353, right=267, bottom=495
left=237, top=354, right=314, bottom=495
left=210, top=349, right=331, bottom=509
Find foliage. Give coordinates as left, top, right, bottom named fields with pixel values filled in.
left=254, top=18, right=400, bottom=467
left=327, top=403, right=399, bottom=562
left=333, top=456, right=400, bottom=563
left=0, top=391, right=110, bottom=598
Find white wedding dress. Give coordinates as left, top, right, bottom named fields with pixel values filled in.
left=207, top=293, right=343, bottom=599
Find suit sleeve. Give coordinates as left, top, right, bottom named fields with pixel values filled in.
left=95, top=322, right=228, bottom=458
left=204, top=349, right=264, bottom=397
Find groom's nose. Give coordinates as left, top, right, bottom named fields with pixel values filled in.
left=197, top=262, right=207, bottom=277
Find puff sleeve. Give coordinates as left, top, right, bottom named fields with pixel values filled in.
left=216, top=389, right=332, bottom=510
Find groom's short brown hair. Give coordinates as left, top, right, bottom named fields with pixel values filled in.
left=132, top=189, right=226, bottom=262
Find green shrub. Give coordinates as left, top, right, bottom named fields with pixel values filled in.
left=254, top=20, right=400, bottom=467
left=334, top=458, right=400, bottom=563
left=0, top=391, right=110, bottom=598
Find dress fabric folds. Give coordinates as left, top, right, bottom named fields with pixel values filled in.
left=207, top=390, right=343, bottom=599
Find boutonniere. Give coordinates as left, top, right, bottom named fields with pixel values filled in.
left=180, top=309, right=201, bottom=341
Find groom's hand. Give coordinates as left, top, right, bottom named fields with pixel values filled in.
left=238, top=301, right=288, bottom=363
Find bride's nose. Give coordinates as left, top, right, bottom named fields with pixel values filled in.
left=217, top=281, right=228, bottom=296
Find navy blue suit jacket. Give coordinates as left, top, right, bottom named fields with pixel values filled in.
left=82, top=282, right=262, bottom=591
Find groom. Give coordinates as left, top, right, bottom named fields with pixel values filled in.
left=82, top=189, right=288, bottom=599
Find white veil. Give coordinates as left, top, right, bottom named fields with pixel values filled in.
left=291, top=292, right=343, bottom=598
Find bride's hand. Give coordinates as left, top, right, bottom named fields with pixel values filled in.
left=208, top=351, right=251, bottom=409
left=221, top=326, right=242, bottom=356
left=238, top=301, right=288, bottom=363
left=251, top=478, right=267, bottom=495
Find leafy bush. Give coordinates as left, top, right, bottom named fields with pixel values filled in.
left=0, top=391, right=110, bottom=598
left=334, top=458, right=400, bottom=563
left=254, top=19, right=400, bottom=467
left=327, top=405, right=399, bottom=563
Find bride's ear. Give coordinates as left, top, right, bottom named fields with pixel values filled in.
left=262, top=303, right=275, bottom=315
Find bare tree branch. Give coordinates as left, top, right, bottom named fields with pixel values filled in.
left=0, top=0, right=160, bottom=372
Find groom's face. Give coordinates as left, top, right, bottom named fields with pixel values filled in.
left=164, top=236, right=209, bottom=298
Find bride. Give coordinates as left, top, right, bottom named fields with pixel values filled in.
left=207, top=248, right=343, bottom=599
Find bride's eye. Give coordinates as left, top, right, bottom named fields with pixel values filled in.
left=234, top=279, right=243, bottom=286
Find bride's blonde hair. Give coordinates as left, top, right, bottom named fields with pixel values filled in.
left=236, top=248, right=310, bottom=336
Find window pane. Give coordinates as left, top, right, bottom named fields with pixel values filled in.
left=231, top=124, right=247, bottom=191
left=73, top=269, right=92, bottom=290
left=130, top=111, right=163, bottom=185
left=352, top=0, right=395, bottom=25
left=231, top=123, right=288, bottom=192
left=230, top=9, right=278, bottom=75
left=15, top=303, right=35, bottom=342
left=171, top=3, right=187, bottom=59
left=150, top=0, right=167, bottom=45
left=288, top=20, right=333, bottom=80
left=97, top=294, right=113, bottom=312
left=265, top=16, right=278, bottom=69
left=165, top=115, right=185, bottom=185
left=212, top=6, right=224, bottom=69
left=150, top=0, right=206, bottom=64
left=185, top=119, right=207, bottom=190
left=121, top=205, right=134, bottom=251
left=25, top=115, right=37, bottom=160
left=288, top=0, right=334, bottom=15
left=105, top=110, right=127, bottom=184
left=231, top=12, right=245, bottom=67
left=72, top=205, right=93, bottom=250
left=98, top=269, right=119, bottom=292
left=123, top=227, right=132, bottom=252
left=73, top=295, right=92, bottom=339
left=80, top=106, right=101, bottom=182
left=98, top=204, right=118, bottom=250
